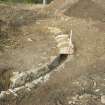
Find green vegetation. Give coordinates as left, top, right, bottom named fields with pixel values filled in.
left=0, top=0, right=53, bottom=3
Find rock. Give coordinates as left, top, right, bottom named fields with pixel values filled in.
left=10, top=72, right=28, bottom=88
left=68, top=100, right=72, bottom=104
left=10, top=65, right=50, bottom=88
left=27, top=38, right=33, bottom=42
left=0, top=91, right=7, bottom=100
left=25, top=82, right=35, bottom=89
left=95, top=89, right=100, bottom=92
left=101, top=95, right=105, bottom=104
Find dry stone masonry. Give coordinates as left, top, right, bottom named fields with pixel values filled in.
left=48, top=27, right=74, bottom=54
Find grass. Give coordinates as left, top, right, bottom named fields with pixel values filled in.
left=0, top=70, right=12, bottom=91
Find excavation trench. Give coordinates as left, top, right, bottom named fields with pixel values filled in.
left=0, top=54, right=68, bottom=101
left=0, top=23, right=73, bottom=101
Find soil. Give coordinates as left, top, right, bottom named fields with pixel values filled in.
left=0, top=0, right=105, bottom=105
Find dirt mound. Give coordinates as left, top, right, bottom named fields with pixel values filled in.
left=47, top=0, right=105, bottom=17
left=46, top=0, right=78, bottom=15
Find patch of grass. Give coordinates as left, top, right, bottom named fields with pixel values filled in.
left=0, top=31, right=8, bottom=50
left=0, top=70, right=12, bottom=91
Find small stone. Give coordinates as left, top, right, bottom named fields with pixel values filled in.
left=36, top=21, right=40, bottom=24
left=95, top=89, right=100, bottom=92
left=72, top=95, right=79, bottom=100
left=0, top=91, right=6, bottom=99
left=79, top=95, right=84, bottom=99
left=25, top=83, right=34, bottom=89
left=43, top=74, right=50, bottom=82
left=72, top=81, right=80, bottom=85
left=38, top=63, right=42, bottom=66
left=27, top=38, right=32, bottom=42
left=72, top=101, right=76, bottom=104
left=68, top=100, right=72, bottom=104
left=101, top=95, right=105, bottom=104
left=5, top=46, right=10, bottom=48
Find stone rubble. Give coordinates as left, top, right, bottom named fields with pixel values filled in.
left=10, top=65, right=49, bottom=88
left=0, top=73, right=50, bottom=101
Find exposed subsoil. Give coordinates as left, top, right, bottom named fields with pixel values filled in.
left=0, top=0, right=105, bottom=105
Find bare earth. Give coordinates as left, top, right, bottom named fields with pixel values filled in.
left=0, top=0, right=105, bottom=105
